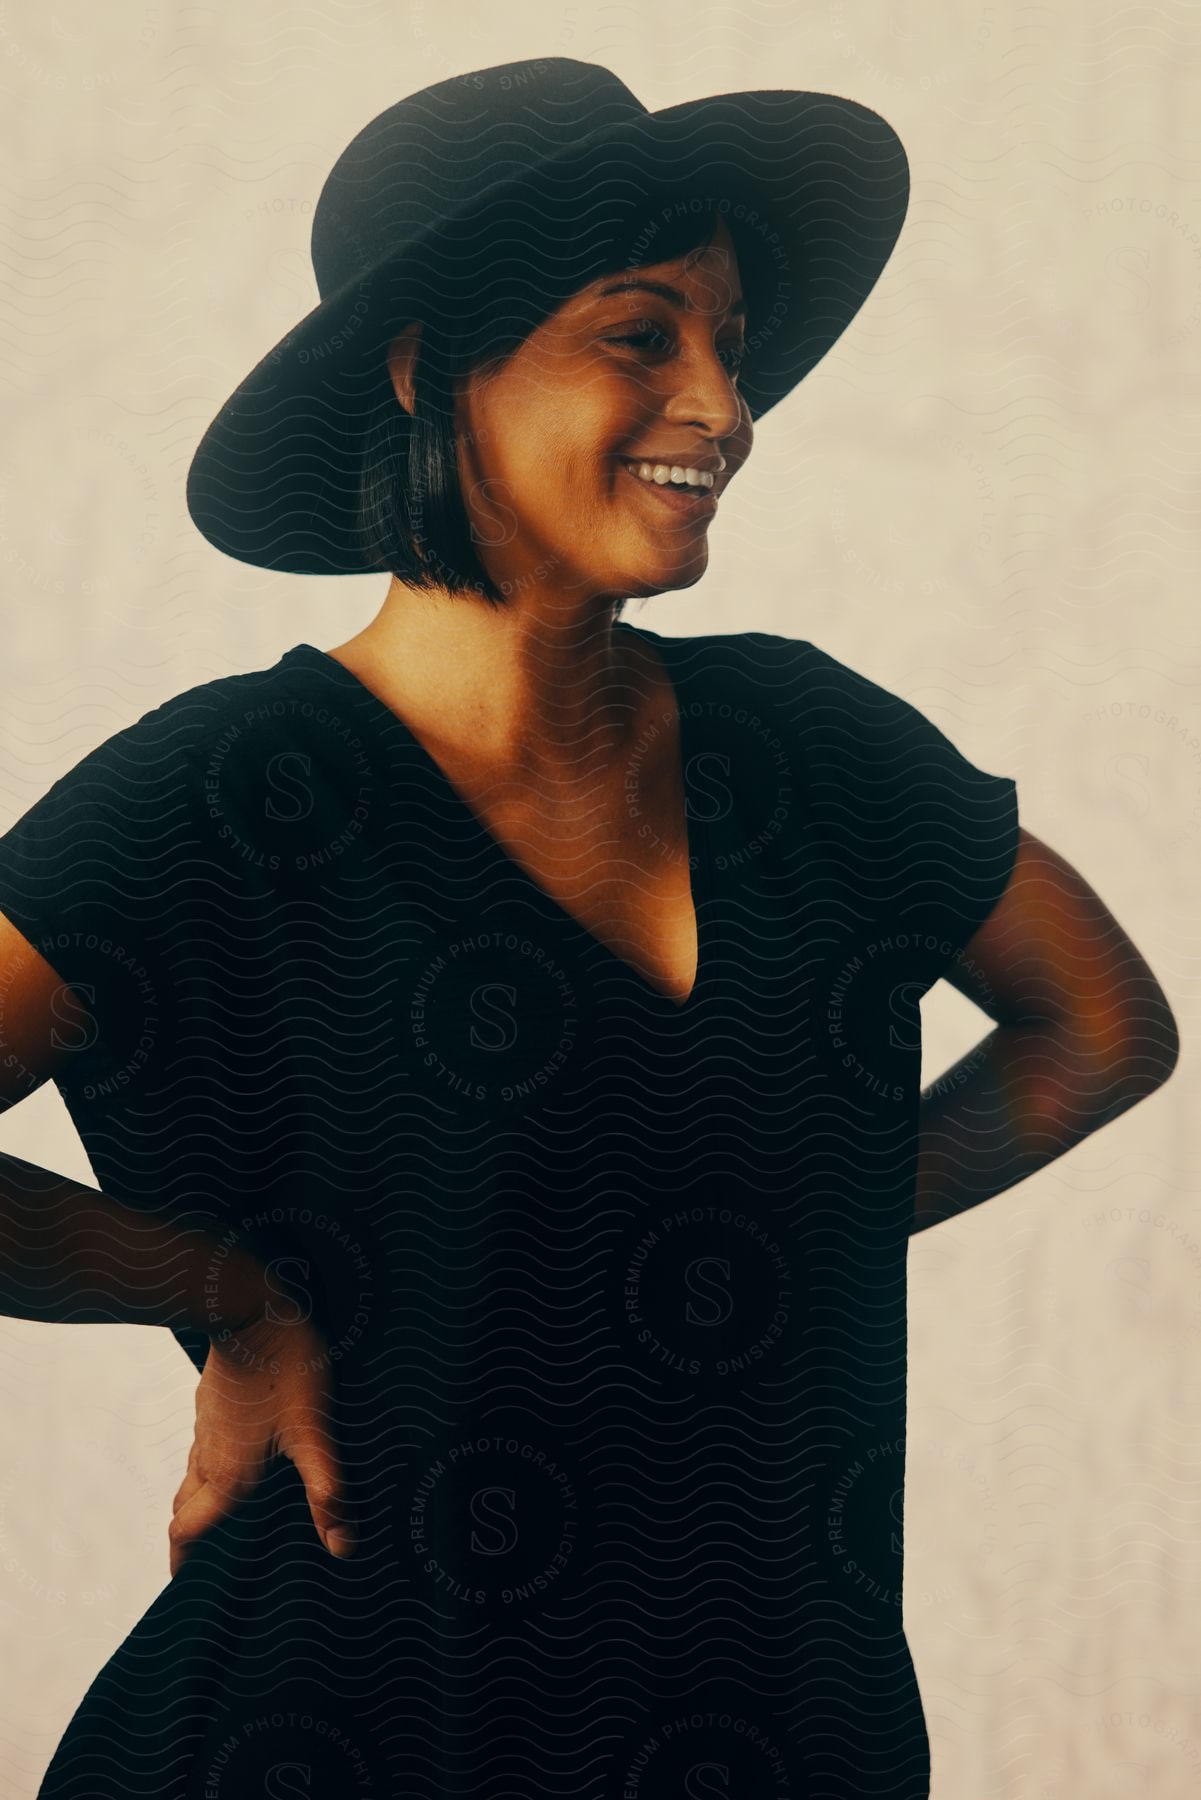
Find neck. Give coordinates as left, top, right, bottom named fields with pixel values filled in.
left=326, top=580, right=651, bottom=778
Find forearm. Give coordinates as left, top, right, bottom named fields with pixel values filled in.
left=913, top=1012, right=1175, bottom=1235
left=0, top=1150, right=270, bottom=1334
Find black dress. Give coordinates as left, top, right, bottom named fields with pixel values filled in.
left=0, top=624, right=1018, bottom=1799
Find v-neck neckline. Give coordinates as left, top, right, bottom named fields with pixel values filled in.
left=281, top=622, right=713, bottom=1011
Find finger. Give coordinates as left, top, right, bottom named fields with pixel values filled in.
left=171, top=1438, right=201, bottom=1515
left=171, top=1433, right=241, bottom=1518
left=278, top=1413, right=356, bottom=1557
left=166, top=1454, right=259, bottom=1569
left=171, top=1463, right=204, bottom=1518
left=168, top=1481, right=228, bottom=1577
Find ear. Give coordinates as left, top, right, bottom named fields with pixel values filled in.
left=386, top=322, right=423, bottom=415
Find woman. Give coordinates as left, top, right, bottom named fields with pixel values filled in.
left=0, top=58, right=1179, bottom=1800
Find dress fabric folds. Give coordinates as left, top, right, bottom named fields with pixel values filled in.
left=0, top=625, right=1019, bottom=1799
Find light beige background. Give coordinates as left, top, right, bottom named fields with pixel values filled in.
left=1, top=4, right=1198, bottom=1795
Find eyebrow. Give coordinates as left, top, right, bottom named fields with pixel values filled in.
left=594, top=277, right=748, bottom=319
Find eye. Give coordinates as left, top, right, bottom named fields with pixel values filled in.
left=603, top=324, right=671, bottom=354
left=603, top=324, right=747, bottom=377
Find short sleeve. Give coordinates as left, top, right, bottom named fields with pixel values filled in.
left=0, top=706, right=198, bottom=1088
left=776, top=635, right=1020, bottom=996
left=883, top=702, right=1018, bottom=987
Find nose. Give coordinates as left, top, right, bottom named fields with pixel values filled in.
left=659, top=339, right=745, bottom=447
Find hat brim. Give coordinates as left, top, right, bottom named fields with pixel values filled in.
left=186, top=89, right=909, bottom=576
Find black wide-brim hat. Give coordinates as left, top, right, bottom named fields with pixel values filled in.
left=186, top=57, right=909, bottom=576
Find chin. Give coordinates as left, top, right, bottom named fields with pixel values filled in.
left=658, top=555, right=709, bottom=594
left=625, top=546, right=710, bottom=598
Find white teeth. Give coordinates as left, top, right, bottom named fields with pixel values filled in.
left=625, top=460, right=715, bottom=490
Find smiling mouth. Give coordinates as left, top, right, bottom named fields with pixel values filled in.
left=619, top=461, right=719, bottom=515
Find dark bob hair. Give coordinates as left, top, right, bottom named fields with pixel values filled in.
left=353, top=202, right=767, bottom=607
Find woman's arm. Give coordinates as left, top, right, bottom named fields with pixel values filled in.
left=913, top=827, right=1179, bottom=1234
left=0, top=1133, right=359, bottom=1569
left=0, top=912, right=269, bottom=1334
left=0, top=910, right=356, bottom=1566
left=0, top=921, right=270, bottom=1332
left=0, top=1148, right=272, bottom=1336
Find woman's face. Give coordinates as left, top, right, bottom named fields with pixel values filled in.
left=449, top=214, right=753, bottom=606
